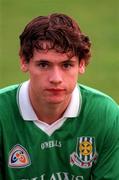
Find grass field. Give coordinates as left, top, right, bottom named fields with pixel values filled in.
left=0, top=0, right=119, bottom=103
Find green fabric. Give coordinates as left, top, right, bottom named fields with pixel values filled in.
left=0, top=84, right=119, bottom=180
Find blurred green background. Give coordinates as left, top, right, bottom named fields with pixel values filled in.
left=0, top=0, right=119, bottom=103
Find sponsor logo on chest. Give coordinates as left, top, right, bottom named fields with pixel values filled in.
left=21, top=172, right=84, bottom=180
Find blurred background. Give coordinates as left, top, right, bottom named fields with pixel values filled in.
left=0, top=0, right=119, bottom=103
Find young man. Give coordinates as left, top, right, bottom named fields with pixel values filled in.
left=0, top=13, right=119, bottom=180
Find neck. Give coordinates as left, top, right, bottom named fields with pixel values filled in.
left=38, top=103, right=69, bottom=124
left=29, top=91, right=71, bottom=125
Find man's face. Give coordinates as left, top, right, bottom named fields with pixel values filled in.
left=21, top=49, right=85, bottom=106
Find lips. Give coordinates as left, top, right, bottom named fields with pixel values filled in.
left=46, top=88, right=65, bottom=91
left=46, top=88, right=65, bottom=94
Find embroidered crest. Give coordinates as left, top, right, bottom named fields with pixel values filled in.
left=8, top=144, right=31, bottom=168
left=70, top=136, right=97, bottom=168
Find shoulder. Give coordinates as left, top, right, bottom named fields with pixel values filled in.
left=0, top=84, right=19, bottom=101
left=79, top=83, right=118, bottom=110
left=78, top=84, right=119, bottom=128
left=0, top=84, right=19, bottom=94
left=0, top=84, right=20, bottom=114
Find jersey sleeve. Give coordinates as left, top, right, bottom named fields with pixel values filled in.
left=0, top=120, right=3, bottom=180
left=92, top=101, right=119, bottom=180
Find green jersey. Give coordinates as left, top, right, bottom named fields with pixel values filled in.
left=0, top=83, right=119, bottom=180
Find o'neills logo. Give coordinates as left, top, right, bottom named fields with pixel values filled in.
left=21, top=172, right=84, bottom=180
left=70, top=136, right=97, bottom=168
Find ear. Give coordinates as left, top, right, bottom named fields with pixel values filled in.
left=20, top=56, right=29, bottom=72
left=78, top=59, right=85, bottom=74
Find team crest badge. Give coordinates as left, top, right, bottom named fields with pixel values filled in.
left=8, top=144, right=31, bottom=168
left=70, top=137, right=97, bottom=168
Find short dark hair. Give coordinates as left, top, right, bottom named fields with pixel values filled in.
left=19, top=13, right=91, bottom=65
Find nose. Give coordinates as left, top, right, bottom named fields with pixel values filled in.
left=49, top=67, right=63, bottom=84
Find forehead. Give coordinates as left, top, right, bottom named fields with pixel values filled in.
left=32, top=49, right=78, bottom=62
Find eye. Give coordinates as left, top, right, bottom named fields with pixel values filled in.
left=37, top=61, right=49, bottom=69
left=62, top=62, right=73, bottom=69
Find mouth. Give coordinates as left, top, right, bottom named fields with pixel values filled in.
left=46, top=88, right=65, bottom=94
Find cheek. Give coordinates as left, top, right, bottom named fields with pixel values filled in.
left=28, top=70, right=42, bottom=80
left=29, top=72, right=48, bottom=89
left=67, top=73, right=78, bottom=88
left=70, top=70, right=79, bottom=81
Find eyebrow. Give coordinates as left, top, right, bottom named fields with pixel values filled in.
left=35, top=60, right=50, bottom=63
left=35, top=59, right=76, bottom=63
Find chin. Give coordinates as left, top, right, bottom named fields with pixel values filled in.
left=46, top=98, right=65, bottom=105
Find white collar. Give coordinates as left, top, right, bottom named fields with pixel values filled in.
left=17, top=81, right=82, bottom=135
